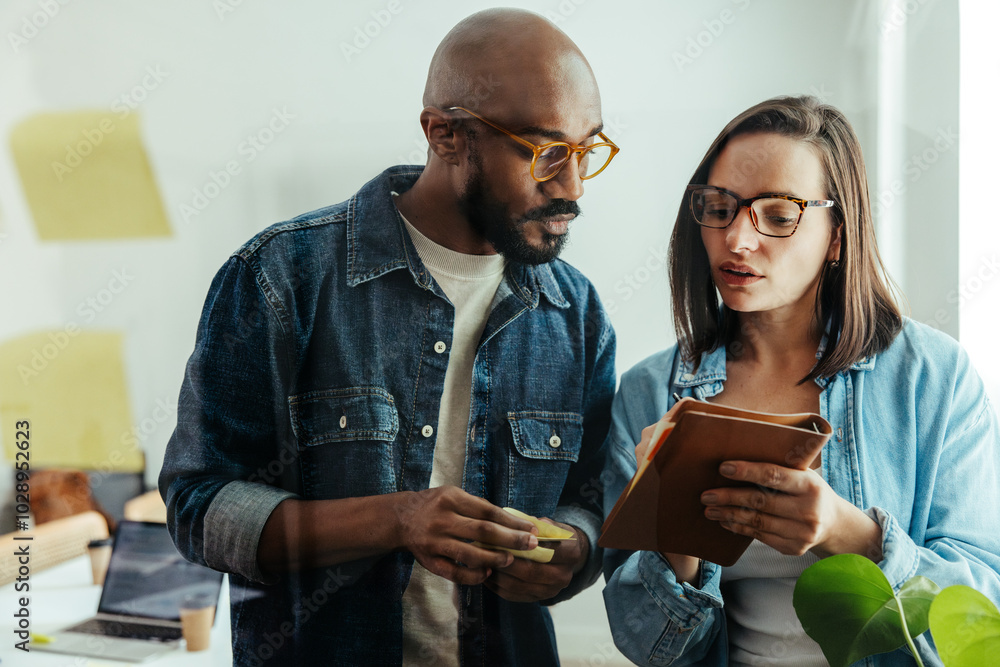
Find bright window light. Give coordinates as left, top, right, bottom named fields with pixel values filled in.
left=959, top=1, right=1000, bottom=405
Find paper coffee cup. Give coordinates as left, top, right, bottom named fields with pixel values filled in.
left=87, top=538, right=112, bottom=586
left=179, top=599, right=215, bottom=651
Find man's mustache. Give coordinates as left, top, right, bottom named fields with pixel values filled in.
left=522, top=199, right=581, bottom=222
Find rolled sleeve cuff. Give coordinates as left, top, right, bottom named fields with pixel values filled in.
left=547, top=505, right=604, bottom=603
left=639, top=551, right=723, bottom=627
left=203, top=480, right=298, bottom=584
left=867, top=506, right=921, bottom=590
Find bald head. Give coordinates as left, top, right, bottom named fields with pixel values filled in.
left=423, top=9, right=599, bottom=121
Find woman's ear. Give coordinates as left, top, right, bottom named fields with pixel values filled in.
left=420, top=107, right=464, bottom=165
left=827, top=223, right=843, bottom=262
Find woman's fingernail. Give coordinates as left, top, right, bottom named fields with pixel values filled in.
left=701, top=493, right=718, bottom=504
left=720, top=463, right=737, bottom=476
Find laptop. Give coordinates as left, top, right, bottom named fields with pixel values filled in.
left=34, top=520, right=225, bottom=663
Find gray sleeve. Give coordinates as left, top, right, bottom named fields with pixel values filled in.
left=203, top=481, right=298, bottom=584
left=545, top=504, right=604, bottom=604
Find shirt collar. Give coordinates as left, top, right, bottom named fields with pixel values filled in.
left=674, top=322, right=877, bottom=390
left=674, top=344, right=727, bottom=388
left=815, top=326, right=877, bottom=371
left=345, top=165, right=568, bottom=309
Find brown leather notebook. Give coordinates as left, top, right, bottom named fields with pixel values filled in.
left=598, top=398, right=832, bottom=566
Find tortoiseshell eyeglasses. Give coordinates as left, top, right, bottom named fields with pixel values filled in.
left=446, top=106, right=619, bottom=183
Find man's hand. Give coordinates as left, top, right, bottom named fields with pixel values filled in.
left=484, top=519, right=589, bottom=602
left=396, top=486, right=539, bottom=586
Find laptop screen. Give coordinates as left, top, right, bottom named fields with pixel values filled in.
left=97, top=521, right=224, bottom=621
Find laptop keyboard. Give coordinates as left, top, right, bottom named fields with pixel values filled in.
left=68, top=618, right=182, bottom=642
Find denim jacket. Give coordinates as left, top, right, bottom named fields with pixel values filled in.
left=601, top=320, right=1000, bottom=667
left=159, top=166, right=616, bottom=666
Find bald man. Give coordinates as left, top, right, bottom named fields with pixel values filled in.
left=160, top=9, right=617, bottom=666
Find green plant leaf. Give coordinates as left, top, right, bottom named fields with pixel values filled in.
left=928, top=585, right=1000, bottom=667
left=897, top=575, right=943, bottom=637
left=793, top=554, right=939, bottom=667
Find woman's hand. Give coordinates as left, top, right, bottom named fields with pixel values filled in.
left=634, top=415, right=671, bottom=462
left=636, top=418, right=704, bottom=585
left=700, top=460, right=884, bottom=562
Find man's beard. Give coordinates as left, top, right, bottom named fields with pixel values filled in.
left=458, top=154, right=580, bottom=265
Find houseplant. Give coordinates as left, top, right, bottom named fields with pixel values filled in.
left=793, top=553, right=1000, bottom=666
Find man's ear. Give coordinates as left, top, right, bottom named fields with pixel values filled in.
left=420, top=107, right=464, bottom=165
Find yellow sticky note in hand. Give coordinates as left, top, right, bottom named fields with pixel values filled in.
left=501, top=507, right=575, bottom=540
left=471, top=508, right=575, bottom=563
left=472, top=541, right=555, bottom=563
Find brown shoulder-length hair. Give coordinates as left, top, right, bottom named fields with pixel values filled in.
left=669, top=95, right=903, bottom=382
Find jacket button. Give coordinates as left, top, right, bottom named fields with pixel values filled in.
left=549, top=435, right=562, bottom=448
left=422, top=425, right=434, bottom=437
left=339, top=415, right=347, bottom=429
left=434, top=341, right=447, bottom=353
left=682, top=373, right=695, bottom=381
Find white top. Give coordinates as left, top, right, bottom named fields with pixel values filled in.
left=720, top=540, right=827, bottom=666
left=397, top=211, right=505, bottom=667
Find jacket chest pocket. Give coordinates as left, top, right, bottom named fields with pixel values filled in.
left=288, top=387, right=399, bottom=499
left=505, top=411, right=583, bottom=515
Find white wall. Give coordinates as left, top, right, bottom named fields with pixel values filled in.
left=959, top=0, right=1000, bottom=408
left=0, top=1, right=972, bottom=664
left=0, top=0, right=963, bottom=482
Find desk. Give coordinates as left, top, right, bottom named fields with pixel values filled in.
left=0, top=555, right=232, bottom=665
left=0, top=555, right=630, bottom=666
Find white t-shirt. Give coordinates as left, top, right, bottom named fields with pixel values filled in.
left=720, top=540, right=827, bottom=666
left=397, top=213, right=505, bottom=667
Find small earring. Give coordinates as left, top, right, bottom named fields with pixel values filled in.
left=830, top=260, right=840, bottom=268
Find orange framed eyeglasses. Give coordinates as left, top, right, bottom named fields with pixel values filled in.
left=446, top=106, right=619, bottom=183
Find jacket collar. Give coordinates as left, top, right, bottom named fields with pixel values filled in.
left=815, top=330, right=876, bottom=371
left=674, top=324, right=876, bottom=389
left=345, top=165, right=568, bottom=309
left=674, top=345, right=727, bottom=388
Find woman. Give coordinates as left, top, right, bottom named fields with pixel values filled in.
left=601, top=96, right=1000, bottom=666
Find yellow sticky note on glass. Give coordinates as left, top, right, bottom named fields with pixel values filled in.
left=0, top=330, right=143, bottom=472
left=10, top=111, right=170, bottom=241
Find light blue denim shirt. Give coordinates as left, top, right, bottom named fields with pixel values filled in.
left=159, top=166, right=616, bottom=665
left=601, top=319, right=1000, bottom=666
